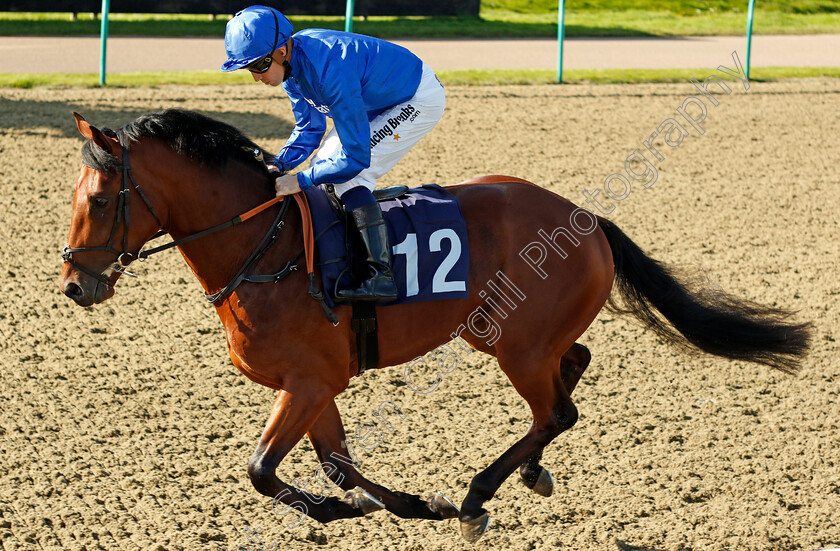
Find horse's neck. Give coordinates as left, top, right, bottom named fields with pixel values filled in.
left=150, top=149, right=300, bottom=296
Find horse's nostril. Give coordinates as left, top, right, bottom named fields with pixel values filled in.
left=64, top=282, right=84, bottom=300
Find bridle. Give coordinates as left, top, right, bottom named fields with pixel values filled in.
left=62, top=143, right=336, bottom=323
left=62, top=146, right=164, bottom=285
left=61, top=145, right=295, bottom=304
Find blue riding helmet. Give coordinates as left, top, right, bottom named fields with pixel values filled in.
left=221, top=6, right=293, bottom=72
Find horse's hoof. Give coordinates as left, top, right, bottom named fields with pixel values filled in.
left=426, top=492, right=460, bottom=519
left=532, top=467, right=554, bottom=497
left=342, top=486, right=385, bottom=514
left=520, top=465, right=554, bottom=497
left=460, top=511, right=490, bottom=543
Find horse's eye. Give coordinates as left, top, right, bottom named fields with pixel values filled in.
left=91, top=197, right=109, bottom=209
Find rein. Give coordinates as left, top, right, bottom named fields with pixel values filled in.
left=63, top=146, right=337, bottom=324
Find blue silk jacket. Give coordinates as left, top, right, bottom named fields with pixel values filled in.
left=271, top=29, right=424, bottom=190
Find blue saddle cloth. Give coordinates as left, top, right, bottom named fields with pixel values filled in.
left=304, top=184, right=470, bottom=308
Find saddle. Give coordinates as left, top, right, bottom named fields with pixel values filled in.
left=305, top=183, right=470, bottom=377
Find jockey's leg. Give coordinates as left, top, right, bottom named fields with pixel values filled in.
left=334, top=187, right=398, bottom=302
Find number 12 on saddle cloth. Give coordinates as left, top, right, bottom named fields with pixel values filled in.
left=304, top=184, right=470, bottom=308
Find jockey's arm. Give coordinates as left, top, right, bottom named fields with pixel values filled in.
left=272, top=79, right=327, bottom=173
left=293, top=74, right=372, bottom=191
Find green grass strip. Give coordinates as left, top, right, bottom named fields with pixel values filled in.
left=1, top=67, right=837, bottom=89
left=0, top=10, right=838, bottom=38
left=0, top=70, right=252, bottom=88
left=439, top=66, right=840, bottom=84
left=507, top=10, right=840, bottom=37
left=486, top=0, right=839, bottom=14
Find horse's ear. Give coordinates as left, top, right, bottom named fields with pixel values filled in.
left=73, top=112, right=119, bottom=155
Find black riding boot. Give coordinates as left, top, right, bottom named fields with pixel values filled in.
left=337, top=202, right=398, bottom=302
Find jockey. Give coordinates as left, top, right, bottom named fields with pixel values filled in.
left=221, top=5, right=446, bottom=302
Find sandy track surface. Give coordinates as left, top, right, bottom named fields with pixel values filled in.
left=1, top=77, right=839, bottom=550
left=1, top=35, right=839, bottom=73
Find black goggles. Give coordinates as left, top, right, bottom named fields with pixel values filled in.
left=247, top=54, right=274, bottom=74
left=246, top=10, right=280, bottom=74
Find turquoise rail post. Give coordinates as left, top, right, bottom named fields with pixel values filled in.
left=745, top=0, right=756, bottom=80
left=99, top=0, right=110, bottom=86
left=345, top=0, right=355, bottom=32
left=557, top=0, right=566, bottom=83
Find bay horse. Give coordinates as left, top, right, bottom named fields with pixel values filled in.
left=60, top=109, right=811, bottom=542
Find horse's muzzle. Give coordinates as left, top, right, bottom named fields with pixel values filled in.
left=60, top=272, right=115, bottom=307
left=62, top=280, right=85, bottom=302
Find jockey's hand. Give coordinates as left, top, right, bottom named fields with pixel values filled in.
left=266, top=164, right=283, bottom=177
left=274, top=174, right=300, bottom=197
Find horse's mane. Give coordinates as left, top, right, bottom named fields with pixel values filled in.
left=81, top=109, right=270, bottom=177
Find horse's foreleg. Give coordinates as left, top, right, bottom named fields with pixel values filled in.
left=306, top=400, right=460, bottom=521
left=248, top=389, right=378, bottom=525
left=519, top=342, right=591, bottom=497
left=458, top=349, right=579, bottom=543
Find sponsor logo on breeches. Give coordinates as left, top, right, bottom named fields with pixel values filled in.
left=370, top=104, right=421, bottom=148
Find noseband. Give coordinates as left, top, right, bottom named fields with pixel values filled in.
left=62, top=147, right=164, bottom=286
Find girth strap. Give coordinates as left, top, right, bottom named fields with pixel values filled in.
left=351, top=301, right=378, bottom=376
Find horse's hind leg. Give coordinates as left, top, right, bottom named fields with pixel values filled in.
left=459, top=346, right=579, bottom=542
left=306, top=400, right=460, bottom=521
left=519, top=342, right=591, bottom=497
left=559, top=342, right=591, bottom=395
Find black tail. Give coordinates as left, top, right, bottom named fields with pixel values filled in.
left=598, top=217, right=812, bottom=374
